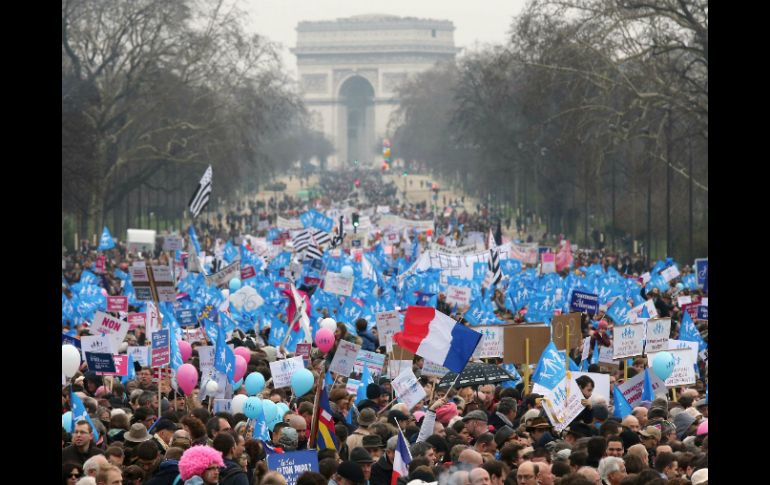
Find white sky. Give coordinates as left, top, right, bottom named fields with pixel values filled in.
left=243, top=0, right=528, bottom=77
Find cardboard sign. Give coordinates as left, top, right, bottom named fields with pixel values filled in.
left=296, top=343, right=312, bottom=365
left=503, top=323, right=550, bottom=364
left=92, top=311, right=130, bottom=349
left=695, top=258, right=708, bottom=287
left=617, top=370, right=667, bottom=407
left=162, top=235, right=185, bottom=251
left=660, top=265, right=680, bottom=282
left=648, top=347, right=696, bottom=386
left=388, top=360, right=413, bottom=378
left=376, top=310, right=402, bottom=351
left=570, top=291, right=599, bottom=315
left=329, top=340, right=360, bottom=376
left=612, top=323, right=645, bottom=359
left=107, top=296, right=128, bottom=313
left=95, top=255, right=105, bottom=274
left=128, top=312, right=146, bottom=330
left=644, top=318, right=671, bottom=354
left=421, top=360, right=450, bottom=378
left=151, top=329, right=170, bottom=367
left=175, top=308, right=198, bottom=327
left=240, top=265, right=257, bottom=280
left=80, top=335, right=115, bottom=359
left=206, top=259, right=242, bottom=289
left=97, top=354, right=129, bottom=376
left=641, top=272, right=651, bottom=284
left=541, top=252, right=556, bottom=274
left=473, top=326, right=505, bottom=358
left=266, top=450, right=319, bottom=485
left=445, top=285, right=472, bottom=307
left=392, top=368, right=427, bottom=410
left=85, top=352, right=116, bottom=374
left=697, top=305, right=708, bottom=320
left=580, top=337, right=591, bottom=362
left=677, top=295, right=692, bottom=307
left=571, top=372, right=610, bottom=403
left=551, top=313, right=582, bottom=351
left=535, top=377, right=584, bottom=433
left=354, top=350, right=386, bottom=375
left=324, top=272, right=354, bottom=296
left=346, top=378, right=361, bottom=395
left=127, top=346, right=150, bottom=367
left=598, top=345, right=616, bottom=364
left=269, top=356, right=306, bottom=389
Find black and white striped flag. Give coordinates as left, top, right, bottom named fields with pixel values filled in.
left=188, top=165, right=212, bottom=218
left=292, top=230, right=312, bottom=252
left=485, top=229, right=502, bottom=287
left=312, top=229, right=331, bottom=247
left=304, top=234, right=324, bottom=261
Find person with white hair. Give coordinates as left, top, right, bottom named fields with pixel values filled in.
left=597, top=456, right=626, bottom=485
left=76, top=478, right=96, bottom=485
left=83, top=455, right=109, bottom=478
left=577, top=466, right=601, bottom=484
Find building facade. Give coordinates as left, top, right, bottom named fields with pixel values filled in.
left=292, top=14, right=457, bottom=169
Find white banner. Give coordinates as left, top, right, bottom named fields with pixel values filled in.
left=648, top=347, right=696, bottom=386
left=277, top=217, right=304, bottom=230
left=269, top=356, right=306, bottom=389
left=644, top=318, right=671, bottom=354
left=324, top=272, right=354, bottom=296
left=329, top=341, right=361, bottom=377
left=392, top=368, right=427, bottom=410
left=616, top=370, right=667, bottom=407
left=534, top=378, right=585, bottom=433
left=445, top=285, right=472, bottom=307
left=612, top=323, right=646, bottom=359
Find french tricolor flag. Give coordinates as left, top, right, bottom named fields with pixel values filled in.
left=391, top=429, right=412, bottom=485
left=393, top=306, right=482, bottom=373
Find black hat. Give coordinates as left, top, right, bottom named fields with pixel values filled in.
left=366, top=383, right=383, bottom=400
left=337, top=461, right=365, bottom=485
left=349, top=447, right=374, bottom=464
left=154, top=418, right=178, bottom=433
left=388, top=410, right=409, bottom=422
left=362, top=435, right=385, bottom=449
left=564, top=421, right=594, bottom=439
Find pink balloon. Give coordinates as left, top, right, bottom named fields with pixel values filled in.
left=315, top=328, right=336, bottom=353
left=234, top=346, right=251, bottom=363
left=234, top=355, right=248, bottom=382
left=176, top=364, right=199, bottom=396
left=101, top=288, right=108, bottom=297
left=178, top=340, right=193, bottom=362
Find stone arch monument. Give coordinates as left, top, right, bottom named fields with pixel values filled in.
left=292, top=14, right=458, bottom=169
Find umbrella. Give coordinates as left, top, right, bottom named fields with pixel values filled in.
left=435, top=362, right=517, bottom=390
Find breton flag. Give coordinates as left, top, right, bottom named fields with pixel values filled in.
left=391, top=428, right=412, bottom=485
left=393, top=306, right=481, bottom=373
left=292, top=230, right=312, bottom=253
left=188, top=165, right=212, bottom=218
left=304, top=233, right=324, bottom=262
left=485, top=229, right=502, bottom=287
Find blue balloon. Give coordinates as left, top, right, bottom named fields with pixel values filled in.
left=276, top=402, right=290, bottom=418
left=229, top=278, right=243, bottom=293
left=262, top=399, right=278, bottom=426
left=245, top=372, right=266, bottom=396
left=233, top=378, right=243, bottom=391
left=652, top=351, right=676, bottom=381
left=291, top=368, right=315, bottom=397
left=243, top=397, right=263, bottom=419
left=62, top=411, right=73, bottom=431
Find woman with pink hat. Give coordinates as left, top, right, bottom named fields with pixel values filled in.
left=178, top=445, right=224, bottom=484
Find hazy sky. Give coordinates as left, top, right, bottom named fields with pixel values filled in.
left=244, top=0, right=528, bottom=77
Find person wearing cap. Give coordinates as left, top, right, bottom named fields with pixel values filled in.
left=638, top=425, right=661, bottom=466
left=151, top=418, right=178, bottom=454
left=348, top=408, right=376, bottom=451
left=388, top=410, right=413, bottom=430
left=590, top=320, right=612, bottom=353
left=334, top=461, right=366, bottom=485
left=493, top=425, right=516, bottom=450
left=370, top=435, right=397, bottom=485
left=278, top=427, right=299, bottom=452
left=124, top=422, right=154, bottom=464
left=362, top=435, right=385, bottom=461
left=694, top=398, right=708, bottom=418
left=350, top=448, right=375, bottom=485
left=690, top=467, right=708, bottom=485
left=461, top=410, right=489, bottom=444
left=525, top=417, right=553, bottom=446
left=563, top=421, right=595, bottom=444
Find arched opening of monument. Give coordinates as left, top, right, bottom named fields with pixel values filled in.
left=338, top=76, right=375, bottom=166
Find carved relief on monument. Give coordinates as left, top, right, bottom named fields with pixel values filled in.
left=301, top=74, right=329, bottom=93
left=382, top=72, right=408, bottom=93
left=334, top=68, right=379, bottom=95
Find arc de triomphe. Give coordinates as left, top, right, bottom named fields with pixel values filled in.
left=292, top=14, right=458, bottom=169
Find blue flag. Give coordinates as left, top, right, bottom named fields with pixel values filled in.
left=188, top=225, right=201, bottom=255
left=214, top=324, right=235, bottom=382
left=613, top=383, right=633, bottom=418
left=70, top=391, right=100, bottom=443
left=679, top=311, right=706, bottom=353
left=606, top=298, right=632, bottom=325
left=325, top=370, right=334, bottom=389
left=531, top=341, right=566, bottom=390
left=356, top=365, right=372, bottom=405
left=253, top=418, right=271, bottom=441
left=642, top=368, right=655, bottom=401
left=98, top=227, right=115, bottom=251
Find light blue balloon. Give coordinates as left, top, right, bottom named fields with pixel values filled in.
left=652, top=351, right=676, bottom=381
left=340, top=266, right=354, bottom=278
left=243, top=397, right=263, bottom=419
left=276, top=402, right=290, bottom=418
left=245, top=372, right=266, bottom=396
left=229, top=278, right=243, bottom=292
left=233, top=378, right=243, bottom=391
left=62, top=411, right=73, bottom=431
left=291, top=368, right=315, bottom=397
left=262, top=399, right=278, bottom=425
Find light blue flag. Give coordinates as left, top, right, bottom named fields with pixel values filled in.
left=559, top=351, right=580, bottom=371
left=325, top=370, right=334, bottom=389
left=188, top=225, right=201, bottom=255
left=642, top=368, right=655, bottom=401
left=531, top=341, right=566, bottom=390
left=606, top=298, right=632, bottom=325
left=464, top=298, right=485, bottom=326
left=500, top=363, right=522, bottom=389
left=121, top=354, right=135, bottom=385
left=679, top=312, right=707, bottom=352
left=214, top=322, right=235, bottom=382
left=613, top=383, right=633, bottom=418
left=223, top=241, right=239, bottom=263
left=70, top=391, right=100, bottom=443
left=356, top=365, right=373, bottom=405
left=98, top=226, right=115, bottom=251
left=591, top=341, right=601, bottom=365
left=169, top=333, right=184, bottom=371
left=253, top=417, right=271, bottom=441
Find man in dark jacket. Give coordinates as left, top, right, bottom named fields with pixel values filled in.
left=144, top=447, right=184, bottom=485
left=370, top=435, right=396, bottom=485
left=212, top=431, right=249, bottom=485
left=62, top=420, right=104, bottom=466
left=488, top=397, right=517, bottom=432
left=356, top=318, right=379, bottom=351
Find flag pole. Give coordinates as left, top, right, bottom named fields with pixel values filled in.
left=565, top=326, right=571, bottom=401
left=308, top=370, right=324, bottom=449
left=524, top=338, right=530, bottom=394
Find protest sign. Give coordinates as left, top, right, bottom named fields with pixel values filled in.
left=175, top=308, right=198, bottom=327
left=580, top=337, right=591, bottom=362
left=640, top=272, right=651, bottom=284
left=571, top=372, right=610, bottom=402
left=570, top=291, right=599, bottom=315
left=107, top=296, right=128, bottom=313
left=230, top=286, right=264, bottom=312
left=206, top=259, right=241, bottom=289
left=392, top=368, right=427, bottom=410
left=376, top=310, right=402, bottom=351
left=324, top=272, right=354, bottom=296
left=329, top=340, right=361, bottom=377
left=661, top=265, right=680, bottom=282
left=266, top=450, right=319, bottom=485
left=644, top=318, right=671, bottom=354
left=92, top=311, right=130, bottom=349
left=598, top=345, right=618, bottom=373
left=127, top=346, right=150, bottom=367
left=151, top=329, right=170, bottom=367
left=541, top=252, right=556, bottom=274
left=503, top=323, right=550, bottom=364
left=445, top=285, right=472, bottom=307
left=472, top=327, right=504, bottom=358
left=534, top=377, right=584, bottom=433
left=296, top=343, right=312, bottom=365
left=213, top=399, right=232, bottom=414
left=354, top=350, right=386, bottom=376
left=617, top=370, right=667, bottom=407
left=648, top=347, right=696, bottom=386
left=240, top=265, right=257, bottom=280
left=421, top=360, right=450, bottom=378
left=95, top=255, right=105, bottom=274
left=612, top=323, right=645, bottom=359
left=162, top=235, right=184, bottom=251
left=85, top=352, right=116, bottom=374
left=551, top=313, right=582, bottom=351
left=388, top=360, right=412, bottom=378
left=197, top=346, right=215, bottom=385
left=96, top=354, right=128, bottom=376
left=695, top=258, right=708, bottom=287
left=677, top=295, right=692, bottom=307
left=346, top=378, right=361, bottom=395
left=80, top=335, right=115, bottom=359
left=62, top=333, right=81, bottom=349
left=269, top=356, right=306, bottom=389
left=128, top=312, right=146, bottom=330
left=697, top=305, right=708, bottom=320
